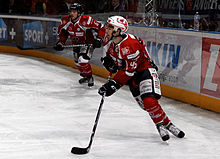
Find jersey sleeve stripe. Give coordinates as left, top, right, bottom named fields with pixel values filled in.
left=125, top=71, right=134, bottom=76
left=127, top=50, right=140, bottom=59
left=87, top=17, right=92, bottom=25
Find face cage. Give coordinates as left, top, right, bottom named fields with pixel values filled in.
left=105, top=23, right=122, bottom=32
left=69, top=9, right=81, bottom=15
left=105, top=23, right=124, bottom=40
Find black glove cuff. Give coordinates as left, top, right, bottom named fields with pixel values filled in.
left=98, top=80, right=121, bottom=97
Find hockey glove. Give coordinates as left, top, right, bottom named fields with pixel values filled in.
left=54, top=41, right=65, bottom=51
left=150, top=60, right=158, bottom=71
left=98, top=80, right=121, bottom=97
left=101, top=55, right=118, bottom=73
left=93, top=37, right=103, bottom=48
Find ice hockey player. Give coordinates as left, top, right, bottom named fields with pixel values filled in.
left=54, top=3, right=104, bottom=87
left=98, top=15, right=185, bottom=141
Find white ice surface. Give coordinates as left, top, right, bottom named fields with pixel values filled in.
left=0, top=53, right=219, bottom=159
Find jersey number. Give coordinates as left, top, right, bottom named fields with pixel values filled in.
left=130, top=61, right=137, bottom=69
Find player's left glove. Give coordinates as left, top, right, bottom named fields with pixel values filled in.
left=101, top=55, right=118, bottom=73
left=98, top=80, right=121, bottom=97
left=93, top=37, right=103, bottom=48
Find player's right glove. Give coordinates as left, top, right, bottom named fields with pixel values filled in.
left=54, top=41, right=64, bottom=51
left=98, top=80, right=121, bottom=97
left=101, top=55, right=118, bottom=73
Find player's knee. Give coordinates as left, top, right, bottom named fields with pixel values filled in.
left=78, top=56, right=89, bottom=64
left=143, top=96, right=159, bottom=111
left=78, top=62, right=91, bottom=68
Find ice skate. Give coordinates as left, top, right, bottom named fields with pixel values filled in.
left=166, top=122, right=185, bottom=138
left=79, top=76, right=94, bottom=87
left=156, top=122, right=170, bottom=141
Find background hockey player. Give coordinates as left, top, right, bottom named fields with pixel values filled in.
left=54, top=3, right=104, bottom=87
left=98, top=16, right=185, bottom=141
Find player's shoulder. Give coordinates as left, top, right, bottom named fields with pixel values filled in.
left=119, top=34, right=140, bottom=58
left=79, top=15, right=92, bottom=22
left=80, top=15, right=91, bottom=19
left=120, top=34, right=138, bottom=48
left=78, top=15, right=91, bottom=26
left=61, top=15, right=70, bottom=24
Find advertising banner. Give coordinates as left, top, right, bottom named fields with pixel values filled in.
left=201, top=37, right=220, bottom=99
left=157, top=0, right=220, bottom=14
left=23, top=21, right=44, bottom=48
left=0, top=18, right=8, bottom=41
left=46, top=21, right=59, bottom=45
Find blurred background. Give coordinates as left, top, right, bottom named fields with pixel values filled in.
left=0, top=0, right=220, bottom=32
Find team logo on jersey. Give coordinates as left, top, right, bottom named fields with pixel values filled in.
left=121, top=46, right=130, bottom=55
left=77, top=28, right=80, bottom=31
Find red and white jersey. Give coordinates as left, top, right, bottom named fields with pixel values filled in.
left=58, top=15, right=103, bottom=44
left=103, top=33, right=153, bottom=85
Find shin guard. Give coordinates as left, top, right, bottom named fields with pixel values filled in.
left=143, top=97, right=170, bottom=125
left=78, top=63, right=92, bottom=77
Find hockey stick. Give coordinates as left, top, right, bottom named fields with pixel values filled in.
left=16, top=44, right=91, bottom=50
left=71, top=94, right=105, bottom=155
left=64, top=44, right=92, bottom=48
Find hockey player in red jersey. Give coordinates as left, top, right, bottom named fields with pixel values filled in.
left=54, top=3, right=104, bottom=87
left=98, top=16, right=185, bottom=141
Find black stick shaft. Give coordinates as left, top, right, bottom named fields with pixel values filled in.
left=87, top=95, right=105, bottom=149
left=16, top=44, right=92, bottom=50
left=71, top=95, right=105, bottom=154
left=63, top=44, right=91, bottom=48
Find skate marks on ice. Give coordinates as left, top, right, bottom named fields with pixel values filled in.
left=0, top=53, right=219, bottom=159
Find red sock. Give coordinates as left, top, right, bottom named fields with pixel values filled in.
left=143, top=97, right=170, bottom=125
left=78, top=63, right=92, bottom=77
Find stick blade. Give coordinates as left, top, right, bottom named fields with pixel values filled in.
left=71, top=147, right=89, bottom=155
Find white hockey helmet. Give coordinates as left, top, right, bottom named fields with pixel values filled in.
left=106, top=16, right=128, bottom=33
